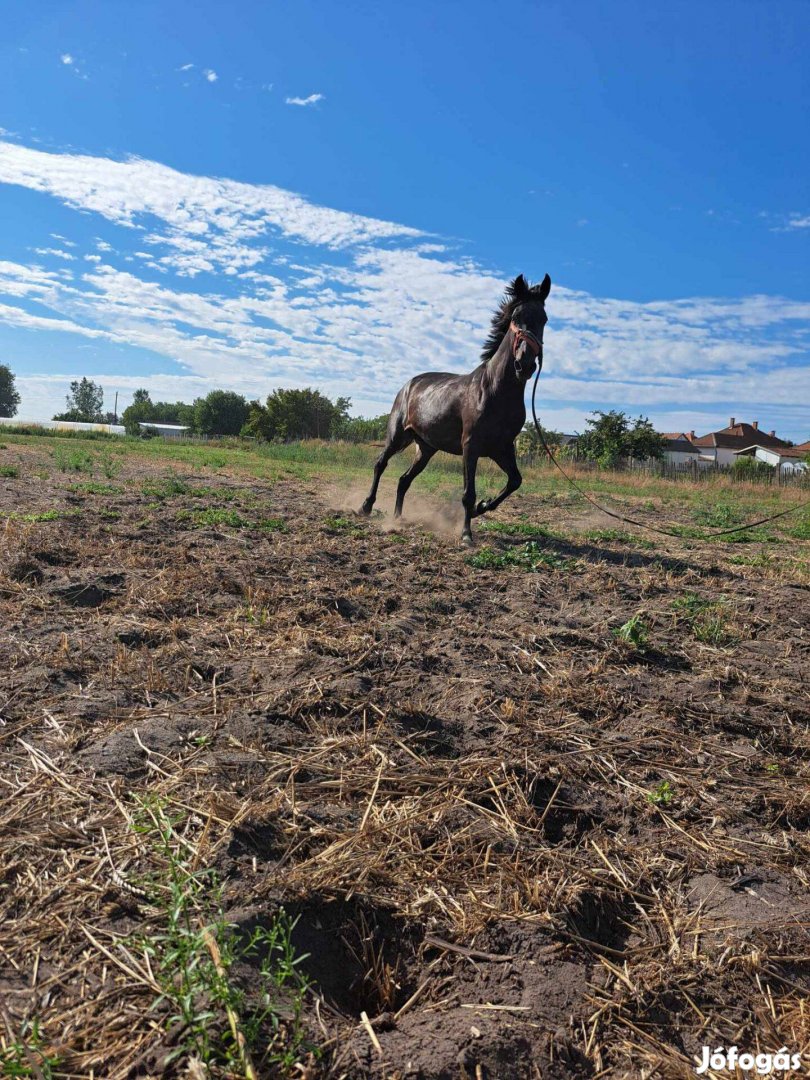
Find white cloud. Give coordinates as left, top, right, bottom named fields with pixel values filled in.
left=285, top=93, right=323, bottom=107
left=203, top=69, right=218, bottom=83
left=60, top=54, right=74, bottom=65
left=33, top=247, right=76, bottom=261
left=178, top=63, right=194, bottom=71
left=0, top=139, right=807, bottom=438
left=786, top=215, right=810, bottom=230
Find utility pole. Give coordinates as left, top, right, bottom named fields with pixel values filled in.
left=113, top=391, right=119, bottom=424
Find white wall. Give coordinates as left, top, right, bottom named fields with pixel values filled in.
left=0, top=418, right=126, bottom=435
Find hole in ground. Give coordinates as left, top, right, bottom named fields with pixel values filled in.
left=236, top=896, right=423, bottom=1018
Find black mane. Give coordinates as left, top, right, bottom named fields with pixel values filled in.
left=480, top=274, right=546, bottom=361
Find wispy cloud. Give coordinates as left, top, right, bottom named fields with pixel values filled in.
left=285, top=93, right=323, bottom=107
left=0, top=139, right=807, bottom=436
left=59, top=52, right=88, bottom=80
left=785, top=215, right=810, bottom=230
left=33, top=247, right=76, bottom=261
left=203, top=69, right=218, bottom=83
left=178, top=63, right=194, bottom=72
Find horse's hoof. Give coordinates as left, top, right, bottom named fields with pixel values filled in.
left=474, top=500, right=488, bottom=517
left=460, top=533, right=474, bottom=546
left=359, top=502, right=372, bottom=516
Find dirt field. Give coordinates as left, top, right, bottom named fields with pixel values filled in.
left=1, top=436, right=808, bottom=1079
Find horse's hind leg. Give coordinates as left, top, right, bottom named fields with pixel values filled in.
left=360, top=425, right=413, bottom=515
left=394, top=438, right=436, bottom=518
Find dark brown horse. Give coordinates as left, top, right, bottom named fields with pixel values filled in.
left=360, top=273, right=551, bottom=542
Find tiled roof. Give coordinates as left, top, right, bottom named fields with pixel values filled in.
left=692, top=423, right=789, bottom=450
left=662, top=438, right=700, bottom=453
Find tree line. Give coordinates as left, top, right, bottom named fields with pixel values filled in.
left=2, top=365, right=808, bottom=467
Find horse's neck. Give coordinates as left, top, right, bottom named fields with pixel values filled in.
left=484, top=337, right=523, bottom=394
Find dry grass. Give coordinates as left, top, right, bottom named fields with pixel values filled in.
left=0, top=437, right=808, bottom=1078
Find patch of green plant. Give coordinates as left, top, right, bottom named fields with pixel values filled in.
left=582, top=528, right=655, bottom=549
left=613, top=614, right=649, bottom=651
left=693, top=502, right=742, bottom=528
left=764, top=762, right=780, bottom=776
left=99, top=453, right=122, bottom=479
left=142, top=475, right=191, bottom=499
left=322, top=515, right=365, bottom=536
left=788, top=517, right=810, bottom=541
left=5, top=508, right=78, bottom=523
left=671, top=593, right=735, bottom=645
left=177, top=508, right=247, bottom=528
left=0, top=465, right=19, bottom=478
left=719, top=527, right=777, bottom=544
left=127, top=796, right=312, bottom=1075
left=0, top=1018, right=60, bottom=1078
left=97, top=508, right=121, bottom=521
left=237, top=603, right=272, bottom=625
left=647, top=780, right=674, bottom=806
left=68, top=481, right=122, bottom=495
left=479, top=519, right=555, bottom=540
left=467, top=541, right=573, bottom=572
left=257, top=516, right=287, bottom=532
left=728, top=551, right=774, bottom=568
left=323, top=515, right=354, bottom=530
left=53, top=447, right=95, bottom=473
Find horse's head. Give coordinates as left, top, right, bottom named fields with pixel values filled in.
left=481, top=273, right=551, bottom=378
left=508, top=273, right=551, bottom=376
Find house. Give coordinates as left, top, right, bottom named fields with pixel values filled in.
left=690, top=418, right=790, bottom=467
left=734, top=444, right=809, bottom=473
left=138, top=422, right=192, bottom=439
left=659, top=432, right=702, bottom=465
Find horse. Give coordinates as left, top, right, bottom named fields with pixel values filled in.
left=360, top=273, right=551, bottom=542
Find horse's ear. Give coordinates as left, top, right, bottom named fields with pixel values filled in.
left=509, top=274, right=529, bottom=299
left=538, top=273, right=551, bottom=301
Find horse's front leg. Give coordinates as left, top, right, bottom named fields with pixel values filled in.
left=474, top=445, right=522, bottom=518
left=461, top=441, right=480, bottom=544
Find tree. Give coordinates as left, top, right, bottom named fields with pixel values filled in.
left=338, top=414, right=391, bottom=442
left=193, top=390, right=250, bottom=437
left=246, top=388, right=351, bottom=441
left=578, top=410, right=665, bottom=467
left=122, top=390, right=197, bottom=436
left=516, top=420, right=563, bottom=459
left=53, top=378, right=104, bottom=423
left=0, top=364, right=21, bottom=418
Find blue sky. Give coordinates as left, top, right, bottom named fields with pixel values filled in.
left=0, top=0, right=808, bottom=438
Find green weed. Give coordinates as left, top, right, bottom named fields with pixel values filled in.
left=582, top=528, right=655, bottom=548
left=647, top=780, right=674, bottom=806
left=479, top=520, right=556, bottom=540
left=142, top=475, right=191, bottom=499
left=0, top=1018, right=60, bottom=1078
left=693, top=503, right=742, bottom=528
left=53, top=447, right=94, bottom=473
left=177, top=508, right=247, bottom=528
left=68, top=481, right=122, bottom=495
left=671, top=593, right=735, bottom=645
left=0, top=465, right=19, bottom=478
left=467, top=541, right=573, bottom=572
left=613, top=614, right=649, bottom=651
left=257, top=517, right=287, bottom=532
left=127, top=796, right=312, bottom=1075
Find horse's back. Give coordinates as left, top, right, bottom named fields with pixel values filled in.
left=393, top=370, right=471, bottom=454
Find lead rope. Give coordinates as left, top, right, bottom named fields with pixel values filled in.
left=529, top=363, right=808, bottom=540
